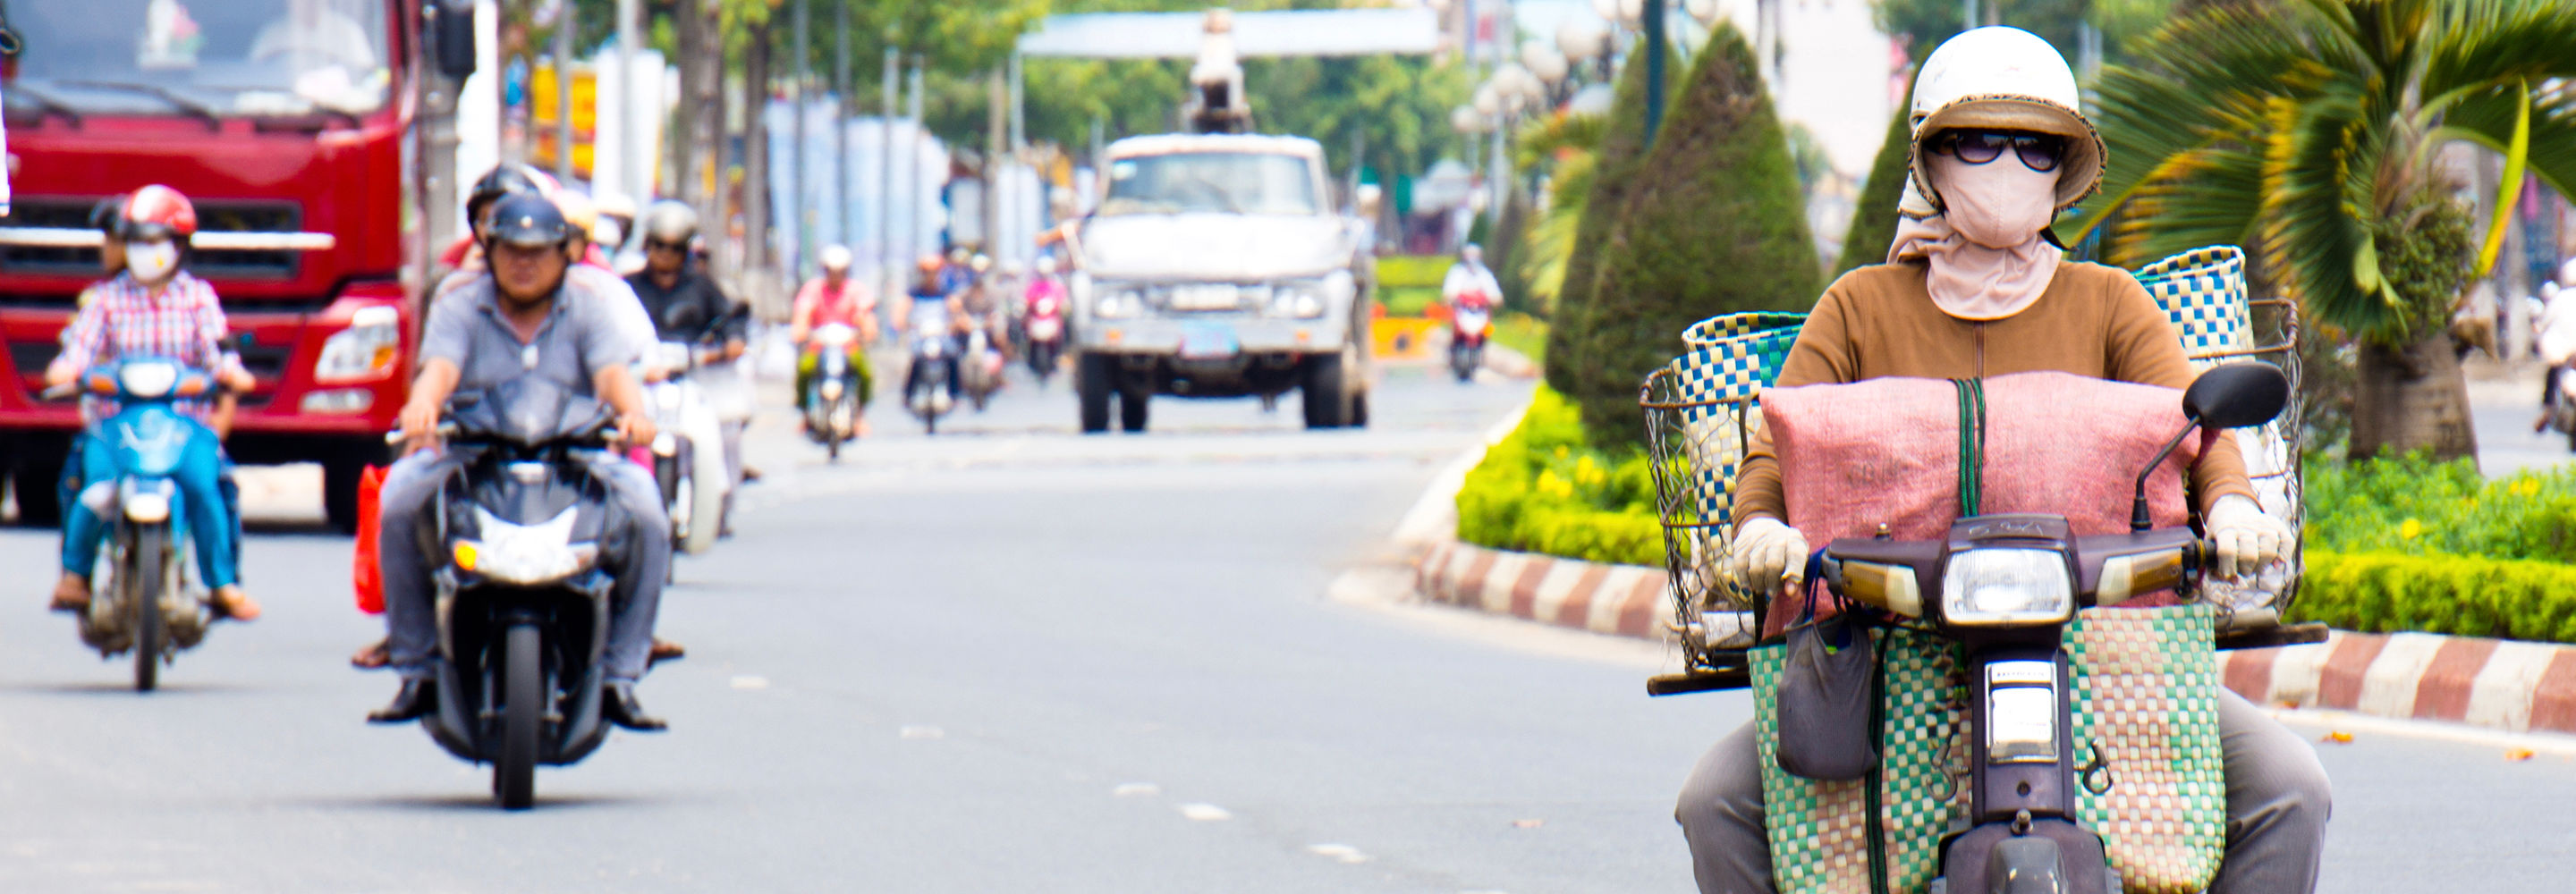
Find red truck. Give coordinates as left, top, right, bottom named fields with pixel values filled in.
left=0, top=0, right=474, bottom=529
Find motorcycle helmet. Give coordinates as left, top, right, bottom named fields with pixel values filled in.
left=482, top=192, right=572, bottom=250
left=970, top=253, right=993, bottom=274
left=467, top=164, right=555, bottom=232
left=593, top=191, right=639, bottom=224
left=1035, top=256, right=1058, bottom=275
left=118, top=184, right=199, bottom=241
left=89, top=192, right=131, bottom=235
left=1906, top=26, right=2104, bottom=215
left=554, top=190, right=600, bottom=244
left=918, top=254, right=945, bottom=274
left=642, top=200, right=699, bottom=246
left=818, top=244, right=854, bottom=272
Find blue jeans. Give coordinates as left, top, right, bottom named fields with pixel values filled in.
left=58, top=426, right=242, bottom=589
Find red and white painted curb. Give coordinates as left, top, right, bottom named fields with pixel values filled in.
left=1410, top=538, right=2576, bottom=737
left=1413, top=539, right=1676, bottom=639
left=2220, top=631, right=2576, bottom=736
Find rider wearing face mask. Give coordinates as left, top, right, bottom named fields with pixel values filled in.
left=43, top=185, right=261, bottom=622
left=1674, top=28, right=2325, bottom=894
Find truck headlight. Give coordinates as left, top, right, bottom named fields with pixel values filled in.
left=1094, top=287, right=1144, bottom=319
left=314, top=305, right=402, bottom=384
left=1939, top=548, right=2073, bottom=626
left=453, top=507, right=598, bottom=586
left=1269, top=282, right=1329, bottom=318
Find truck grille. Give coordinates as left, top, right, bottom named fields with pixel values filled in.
left=0, top=197, right=305, bottom=280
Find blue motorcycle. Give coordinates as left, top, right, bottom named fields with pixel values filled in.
left=52, top=358, right=235, bottom=691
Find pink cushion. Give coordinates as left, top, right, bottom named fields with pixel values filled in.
left=1759, top=371, right=2200, bottom=633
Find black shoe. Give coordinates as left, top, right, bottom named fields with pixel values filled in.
left=368, top=677, right=435, bottom=723
left=602, top=680, right=666, bottom=731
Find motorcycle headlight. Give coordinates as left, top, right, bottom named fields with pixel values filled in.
left=1939, top=548, right=2074, bottom=626
left=118, top=362, right=181, bottom=399
left=452, top=507, right=599, bottom=586
left=314, top=305, right=402, bottom=384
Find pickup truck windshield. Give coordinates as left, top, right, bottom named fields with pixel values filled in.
left=1099, top=152, right=1319, bottom=217
left=1, top=0, right=392, bottom=117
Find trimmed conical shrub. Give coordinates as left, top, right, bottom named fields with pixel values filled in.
left=1562, top=22, right=1820, bottom=446
left=1542, top=55, right=1661, bottom=397
left=1834, top=89, right=1914, bottom=278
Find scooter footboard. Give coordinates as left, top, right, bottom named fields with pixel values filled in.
left=1749, top=607, right=2224, bottom=894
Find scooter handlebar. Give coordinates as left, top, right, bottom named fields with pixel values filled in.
left=383, top=422, right=460, bottom=445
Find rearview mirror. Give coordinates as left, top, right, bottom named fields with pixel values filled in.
left=432, top=0, right=477, bottom=80
left=2182, top=363, right=2290, bottom=430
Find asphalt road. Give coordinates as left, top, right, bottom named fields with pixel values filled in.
left=0, top=362, right=2567, bottom=892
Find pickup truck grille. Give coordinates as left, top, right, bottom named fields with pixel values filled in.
left=0, top=197, right=304, bottom=280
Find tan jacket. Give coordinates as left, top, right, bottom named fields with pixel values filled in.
left=1732, top=260, right=2256, bottom=528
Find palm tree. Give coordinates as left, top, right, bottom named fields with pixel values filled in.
left=2069, top=0, right=2576, bottom=461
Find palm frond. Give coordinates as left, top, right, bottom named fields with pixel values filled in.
left=2113, top=146, right=2269, bottom=266
left=2262, top=90, right=2411, bottom=342
left=1514, top=112, right=1606, bottom=170
left=2436, top=83, right=2576, bottom=207
left=2419, top=0, right=2576, bottom=109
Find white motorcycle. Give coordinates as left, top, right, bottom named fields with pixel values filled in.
left=646, top=342, right=732, bottom=557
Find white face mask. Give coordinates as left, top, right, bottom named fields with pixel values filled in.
left=1931, top=153, right=2060, bottom=249
left=126, top=240, right=181, bottom=283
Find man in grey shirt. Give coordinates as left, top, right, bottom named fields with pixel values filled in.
left=367, top=194, right=673, bottom=730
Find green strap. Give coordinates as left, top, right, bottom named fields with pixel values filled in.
left=1952, top=379, right=1987, bottom=517
left=1863, top=629, right=1893, bottom=894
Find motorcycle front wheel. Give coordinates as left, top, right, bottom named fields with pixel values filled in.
left=494, top=622, right=542, bottom=810
left=129, top=525, right=165, bottom=693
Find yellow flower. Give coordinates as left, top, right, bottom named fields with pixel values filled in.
left=2398, top=518, right=2422, bottom=540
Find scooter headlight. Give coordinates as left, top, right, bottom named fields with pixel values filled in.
left=118, top=362, right=181, bottom=400
left=452, top=507, right=599, bottom=586
left=118, top=479, right=176, bottom=523
left=1939, top=548, right=2073, bottom=626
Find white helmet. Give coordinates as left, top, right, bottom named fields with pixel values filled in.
left=818, top=244, right=853, bottom=272
left=1035, top=256, right=1058, bottom=275
left=2560, top=257, right=2576, bottom=288
left=1907, top=27, right=2105, bottom=215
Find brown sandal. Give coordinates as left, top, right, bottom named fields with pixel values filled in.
left=351, top=637, right=392, bottom=670
left=49, top=574, right=90, bottom=613
left=208, top=586, right=262, bottom=621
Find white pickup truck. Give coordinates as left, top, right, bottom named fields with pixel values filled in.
left=1069, top=133, right=1372, bottom=433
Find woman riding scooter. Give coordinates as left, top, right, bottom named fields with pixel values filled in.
left=791, top=244, right=877, bottom=437
left=1671, top=28, right=2326, bottom=894
left=45, top=185, right=260, bottom=622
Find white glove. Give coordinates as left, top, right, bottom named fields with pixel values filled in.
left=2205, top=494, right=2290, bottom=579
left=1729, top=517, right=1810, bottom=594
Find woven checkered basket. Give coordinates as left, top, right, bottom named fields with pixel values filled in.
left=2132, top=247, right=2305, bottom=619
left=1641, top=312, right=1807, bottom=661
left=1750, top=606, right=2224, bottom=894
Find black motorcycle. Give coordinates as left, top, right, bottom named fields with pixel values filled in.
left=388, top=378, right=636, bottom=809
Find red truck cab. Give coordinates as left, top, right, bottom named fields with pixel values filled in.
left=0, top=0, right=432, bottom=528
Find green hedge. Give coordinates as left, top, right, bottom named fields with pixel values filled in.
left=2293, top=551, right=2576, bottom=644
left=2304, top=452, right=2576, bottom=563
left=1455, top=386, right=1663, bottom=566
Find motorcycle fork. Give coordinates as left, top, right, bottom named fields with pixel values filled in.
left=1939, top=628, right=2115, bottom=894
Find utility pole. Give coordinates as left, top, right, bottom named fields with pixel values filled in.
left=881, top=39, right=900, bottom=301
left=835, top=0, right=852, bottom=261
left=552, top=4, right=574, bottom=184
left=1642, top=0, right=1666, bottom=143
left=908, top=54, right=925, bottom=258
left=615, top=0, right=640, bottom=205
left=792, top=0, right=812, bottom=280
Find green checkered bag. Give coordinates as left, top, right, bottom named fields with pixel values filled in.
left=1668, top=313, right=1807, bottom=609
left=2132, top=247, right=2301, bottom=614
left=1750, top=606, right=2224, bottom=894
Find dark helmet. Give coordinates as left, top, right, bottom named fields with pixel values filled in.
left=467, top=164, right=553, bottom=228
left=117, top=184, right=198, bottom=242
left=89, top=193, right=131, bottom=234
left=481, top=192, right=572, bottom=250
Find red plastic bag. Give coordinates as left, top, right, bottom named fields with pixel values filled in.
left=352, top=464, right=386, bottom=615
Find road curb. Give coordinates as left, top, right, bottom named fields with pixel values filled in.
left=1411, top=533, right=2576, bottom=737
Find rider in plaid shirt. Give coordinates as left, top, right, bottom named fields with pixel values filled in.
left=42, top=186, right=260, bottom=621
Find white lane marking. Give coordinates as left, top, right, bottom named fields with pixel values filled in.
left=1306, top=843, right=1369, bottom=864
left=1112, top=782, right=1161, bottom=797
left=1176, top=803, right=1232, bottom=822
left=899, top=724, right=945, bottom=739
left=729, top=675, right=769, bottom=689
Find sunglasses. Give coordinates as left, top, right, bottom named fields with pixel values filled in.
left=1932, top=130, right=2065, bottom=173
left=645, top=240, right=688, bottom=254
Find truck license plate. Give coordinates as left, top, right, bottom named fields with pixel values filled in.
left=1169, top=284, right=1241, bottom=310
left=1180, top=322, right=1239, bottom=359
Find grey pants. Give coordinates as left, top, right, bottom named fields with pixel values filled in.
left=717, top=419, right=746, bottom=530
left=1676, top=687, right=2329, bottom=893
left=377, top=447, right=671, bottom=680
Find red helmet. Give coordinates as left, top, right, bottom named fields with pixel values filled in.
left=119, top=185, right=199, bottom=241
